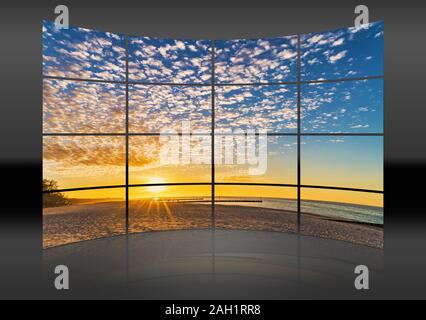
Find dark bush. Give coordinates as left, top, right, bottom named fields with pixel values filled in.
left=43, top=179, right=69, bottom=207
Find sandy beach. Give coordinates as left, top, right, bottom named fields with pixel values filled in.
left=43, top=199, right=383, bottom=249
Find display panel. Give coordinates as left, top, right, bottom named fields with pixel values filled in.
left=43, top=79, right=126, bottom=133
left=43, top=188, right=126, bottom=248
left=129, top=186, right=212, bottom=233
left=301, top=79, right=383, bottom=133
left=215, top=136, right=297, bottom=184
left=129, top=136, right=211, bottom=184
left=129, top=85, right=211, bottom=133
left=301, top=21, right=384, bottom=81
left=42, top=20, right=384, bottom=249
left=128, top=36, right=211, bottom=83
left=300, top=188, right=383, bottom=248
left=215, top=36, right=298, bottom=83
left=215, top=85, right=297, bottom=132
left=301, top=136, right=383, bottom=191
left=215, top=185, right=297, bottom=233
left=43, top=136, right=126, bottom=189
left=42, top=20, right=126, bottom=81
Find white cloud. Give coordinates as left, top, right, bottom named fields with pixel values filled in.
left=175, top=40, right=186, bottom=50
left=278, top=49, right=297, bottom=60
left=329, top=50, right=347, bottom=63
left=308, top=58, right=319, bottom=65
left=308, top=34, right=324, bottom=44
left=351, top=124, right=369, bottom=129
left=331, top=38, right=344, bottom=47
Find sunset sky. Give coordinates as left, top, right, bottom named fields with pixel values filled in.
left=43, top=20, right=383, bottom=207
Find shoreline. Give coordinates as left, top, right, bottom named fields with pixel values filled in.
left=43, top=201, right=383, bottom=249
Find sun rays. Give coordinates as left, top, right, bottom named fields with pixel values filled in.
left=132, top=197, right=177, bottom=224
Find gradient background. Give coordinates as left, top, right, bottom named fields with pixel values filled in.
left=0, top=0, right=425, bottom=299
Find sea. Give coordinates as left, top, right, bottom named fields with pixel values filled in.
left=212, top=197, right=383, bottom=225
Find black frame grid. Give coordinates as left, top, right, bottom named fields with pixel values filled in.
left=42, top=33, right=384, bottom=235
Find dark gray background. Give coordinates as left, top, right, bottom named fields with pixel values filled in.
left=0, top=0, right=425, bottom=299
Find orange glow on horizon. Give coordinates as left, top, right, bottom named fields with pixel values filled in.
left=146, top=177, right=167, bottom=193
left=56, top=184, right=383, bottom=209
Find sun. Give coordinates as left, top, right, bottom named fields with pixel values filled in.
left=147, top=177, right=167, bottom=193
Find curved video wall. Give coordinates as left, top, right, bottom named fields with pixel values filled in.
left=42, top=20, right=384, bottom=249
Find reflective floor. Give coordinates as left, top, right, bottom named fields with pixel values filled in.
left=42, top=229, right=384, bottom=299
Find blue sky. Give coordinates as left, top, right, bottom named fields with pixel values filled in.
left=301, top=21, right=384, bottom=80
left=216, top=85, right=297, bottom=132
left=43, top=79, right=125, bottom=133
left=301, top=136, right=383, bottom=190
left=43, top=20, right=383, bottom=134
left=301, top=78, right=383, bottom=133
left=43, top=20, right=384, bottom=84
left=43, top=21, right=126, bottom=81
left=129, top=85, right=211, bottom=133
left=128, top=36, right=211, bottom=83
left=215, top=36, right=298, bottom=83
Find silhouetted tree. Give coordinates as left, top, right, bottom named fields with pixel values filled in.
left=43, top=179, right=69, bottom=207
